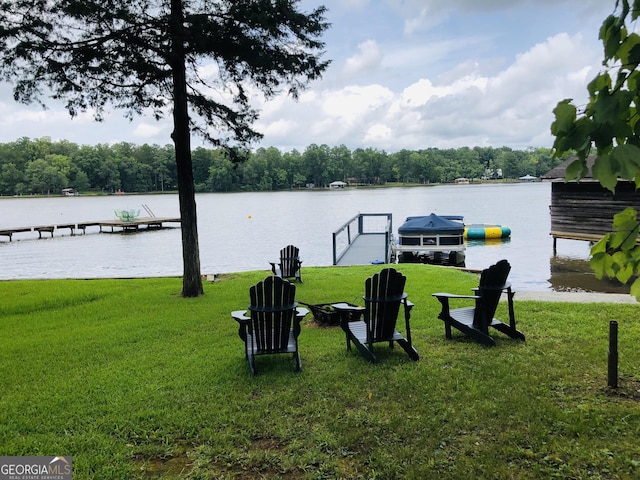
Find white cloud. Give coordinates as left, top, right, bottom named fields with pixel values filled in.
left=363, top=123, right=393, bottom=144
left=132, top=122, right=167, bottom=140
left=400, top=75, right=488, bottom=108
left=321, top=85, right=394, bottom=123
left=254, top=28, right=601, bottom=151
left=0, top=0, right=615, bottom=152
left=342, top=40, right=383, bottom=78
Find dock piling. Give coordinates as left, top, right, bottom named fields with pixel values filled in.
left=608, top=320, right=619, bottom=389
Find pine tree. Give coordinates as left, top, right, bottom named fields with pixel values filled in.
left=0, top=0, right=330, bottom=296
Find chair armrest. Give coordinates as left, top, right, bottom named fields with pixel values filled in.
left=332, top=303, right=365, bottom=330
left=292, top=307, right=309, bottom=338
left=472, top=282, right=511, bottom=294
left=402, top=297, right=414, bottom=343
left=231, top=310, right=249, bottom=322
left=432, top=293, right=480, bottom=300
left=332, top=302, right=365, bottom=312
left=432, top=293, right=479, bottom=318
left=231, top=310, right=249, bottom=342
left=403, top=297, right=414, bottom=318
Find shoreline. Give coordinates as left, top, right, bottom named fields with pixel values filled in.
left=514, top=291, right=638, bottom=303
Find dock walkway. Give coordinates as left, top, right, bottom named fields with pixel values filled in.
left=335, top=233, right=391, bottom=266
left=0, top=217, right=181, bottom=241
left=333, top=213, right=394, bottom=266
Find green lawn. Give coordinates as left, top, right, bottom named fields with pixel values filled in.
left=1, top=264, right=638, bottom=479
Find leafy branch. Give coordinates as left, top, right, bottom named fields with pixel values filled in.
left=551, top=0, right=640, bottom=297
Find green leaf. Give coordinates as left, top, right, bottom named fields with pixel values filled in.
left=591, top=123, right=616, bottom=152
left=589, top=252, right=607, bottom=279
left=608, top=208, right=640, bottom=251
left=630, top=277, right=640, bottom=300
left=592, top=89, right=621, bottom=125
left=592, top=153, right=619, bottom=191
left=565, top=159, right=587, bottom=181
left=626, top=70, right=640, bottom=94
left=611, top=144, right=640, bottom=180
left=618, top=32, right=640, bottom=65
left=572, top=117, right=595, bottom=151
left=604, top=252, right=617, bottom=277
left=612, top=251, right=635, bottom=282
left=600, top=15, right=622, bottom=61
left=612, top=207, right=638, bottom=231
left=610, top=231, right=628, bottom=249
left=630, top=244, right=640, bottom=259
left=632, top=0, right=640, bottom=21
left=617, top=262, right=635, bottom=283
left=621, top=224, right=640, bottom=251
left=590, top=235, right=610, bottom=255
left=554, top=120, right=594, bottom=158
left=627, top=37, right=640, bottom=65
left=551, top=100, right=576, bottom=135
left=587, top=73, right=612, bottom=97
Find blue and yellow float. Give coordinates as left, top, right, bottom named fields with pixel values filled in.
left=464, top=224, right=511, bottom=240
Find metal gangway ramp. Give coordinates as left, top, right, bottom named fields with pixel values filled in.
left=333, top=213, right=394, bottom=266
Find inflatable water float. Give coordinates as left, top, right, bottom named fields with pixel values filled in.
left=464, top=224, right=511, bottom=240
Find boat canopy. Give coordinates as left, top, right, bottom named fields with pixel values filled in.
left=398, top=214, right=464, bottom=235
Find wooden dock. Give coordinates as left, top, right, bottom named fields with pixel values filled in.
left=0, top=217, right=181, bottom=241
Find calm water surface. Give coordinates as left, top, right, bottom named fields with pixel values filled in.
left=0, top=183, right=622, bottom=292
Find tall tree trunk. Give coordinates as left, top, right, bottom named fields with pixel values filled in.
left=170, top=0, right=203, bottom=297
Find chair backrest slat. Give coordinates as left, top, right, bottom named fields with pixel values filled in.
left=279, top=245, right=300, bottom=278
left=364, top=268, right=406, bottom=341
left=473, top=260, right=511, bottom=330
left=249, top=276, right=296, bottom=352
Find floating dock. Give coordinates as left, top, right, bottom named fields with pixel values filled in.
left=0, top=217, right=181, bottom=241
left=333, top=213, right=394, bottom=266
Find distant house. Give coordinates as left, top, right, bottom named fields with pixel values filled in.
left=483, top=168, right=503, bottom=180
left=519, top=174, right=537, bottom=182
left=542, top=156, right=640, bottom=248
left=345, top=177, right=358, bottom=185
left=329, top=181, right=347, bottom=189
left=454, top=177, right=470, bottom=185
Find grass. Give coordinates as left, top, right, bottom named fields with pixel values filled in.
left=1, top=264, right=639, bottom=479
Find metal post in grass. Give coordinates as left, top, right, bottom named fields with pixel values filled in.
left=608, top=320, right=618, bottom=389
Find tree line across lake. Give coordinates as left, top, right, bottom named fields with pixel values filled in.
left=0, top=137, right=566, bottom=195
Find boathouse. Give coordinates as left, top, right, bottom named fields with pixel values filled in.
left=542, top=156, right=640, bottom=247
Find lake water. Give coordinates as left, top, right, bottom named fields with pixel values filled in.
left=0, top=182, right=626, bottom=292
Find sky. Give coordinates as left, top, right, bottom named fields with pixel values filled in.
left=0, top=0, right=617, bottom=152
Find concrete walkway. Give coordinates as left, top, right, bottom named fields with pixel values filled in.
left=515, top=291, right=638, bottom=304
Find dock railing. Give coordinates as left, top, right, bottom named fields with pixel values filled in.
left=332, top=213, right=393, bottom=265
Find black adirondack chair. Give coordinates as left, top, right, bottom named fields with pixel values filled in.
left=432, top=259, right=525, bottom=347
left=270, top=245, right=303, bottom=283
left=333, top=267, right=419, bottom=363
left=231, top=276, right=308, bottom=375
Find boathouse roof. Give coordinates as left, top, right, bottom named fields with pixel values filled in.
left=542, top=156, right=596, bottom=180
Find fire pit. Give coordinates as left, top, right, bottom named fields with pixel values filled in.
left=299, top=302, right=363, bottom=326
